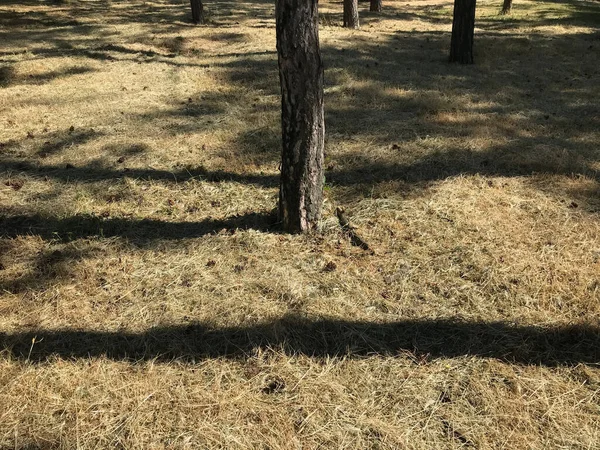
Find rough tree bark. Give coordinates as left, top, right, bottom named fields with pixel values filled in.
left=370, top=0, right=382, bottom=13
left=449, top=0, right=476, bottom=64
left=500, top=0, right=512, bottom=14
left=275, top=0, right=325, bottom=233
left=343, top=0, right=360, bottom=29
left=190, top=0, right=204, bottom=24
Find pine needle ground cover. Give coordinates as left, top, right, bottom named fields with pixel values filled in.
left=1, top=0, right=599, bottom=447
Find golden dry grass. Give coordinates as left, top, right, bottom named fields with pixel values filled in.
left=1, top=0, right=600, bottom=448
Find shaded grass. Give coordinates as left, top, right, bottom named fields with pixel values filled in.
left=0, top=210, right=277, bottom=245
left=2, top=317, right=600, bottom=365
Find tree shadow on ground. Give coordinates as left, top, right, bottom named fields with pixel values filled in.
left=34, top=128, right=102, bottom=157
left=0, top=64, right=95, bottom=87
left=1, top=316, right=599, bottom=366
left=0, top=210, right=278, bottom=244
left=0, top=0, right=277, bottom=49
left=0, top=245, right=93, bottom=294
left=0, top=210, right=277, bottom=294
left=369, top=0, right=600, bottom=29
left=485, top=0, right=600, bottom=29
left=0, top=159, right=279, bottom=185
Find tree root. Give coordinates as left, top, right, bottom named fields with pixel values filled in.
left=336, top=207, right=374, bottom=254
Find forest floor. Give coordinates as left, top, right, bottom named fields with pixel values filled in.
left=1, top=0, right=600, bottom=448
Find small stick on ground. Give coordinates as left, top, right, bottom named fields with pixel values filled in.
left=336, top=207, right=374, bottom=254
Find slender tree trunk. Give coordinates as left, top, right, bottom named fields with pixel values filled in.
left=500, top=0, right=512, bottom=14
left=343, top=0, right=360, bottom=29
left=370, top=0, right=382, bottom=12
left=190, top=0, right=203, bottom=24
left=275, top=0, right=325, bottom=233
left=449, top=0, right=476, bottom=64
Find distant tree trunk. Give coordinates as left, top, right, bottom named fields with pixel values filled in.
left=275, top=0, right=325, bottom=233
left=500, top=0, right=512, bottom=14
left=343, top=0, right=360, bottom=29
left=370, top=0, right=382, bottom=12
left=449, top=0, right=476, bottom=64
left=190, top=0, right=203, bottom=24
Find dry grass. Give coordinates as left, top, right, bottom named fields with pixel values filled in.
left=1, top=0, right=600, bottom=448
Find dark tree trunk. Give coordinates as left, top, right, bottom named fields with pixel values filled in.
left=501, top=0, right=512, bottom=14
left=190, top=0, right=203, bottom=24
left=449, top=0, right=476, bottom=64
left=343, top=0, right=360, bottom=29
left=275, top=0, right=325, bottom=233
left=370, top=0, right=382, bottom=12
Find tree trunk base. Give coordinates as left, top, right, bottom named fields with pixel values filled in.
left=276, top=0, right=325, bottom=233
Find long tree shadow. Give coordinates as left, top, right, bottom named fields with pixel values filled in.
left=1, top=316, right=598, bottom=366
left=0, top=159, right=279, bottom=186
left=0, top=210, right=278, bottom=244
left=324, top=143, right=600, bottom=185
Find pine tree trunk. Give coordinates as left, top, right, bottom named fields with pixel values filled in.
left=275, top=0, right=325, bottom=233
left=449, top=0, right=476, bottom=64
left=500, top=0, right=512, bottom=14
left=190, top=0, right=203, bottom=24
left=343, top=0, right=360, bottom=29
left=370, top=0, right=382, bottom=12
